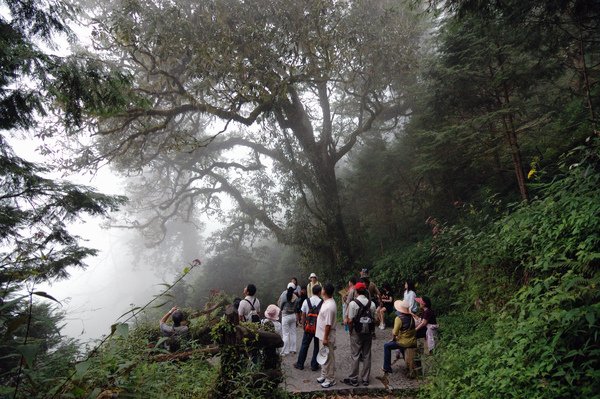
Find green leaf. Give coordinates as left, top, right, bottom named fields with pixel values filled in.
left=16, top=343, right=40, bottom=367
left=86, top=388, right=102, bottom=399
left=116, top=306, right=141, bottom=320
left=115, top=323, right=129, bottom=337
left=32, top=291, right=61, bottom=305
left=585, top=312, right=595, bottom=327
left=4, top=314, right=29, bottom=336
left=75, top=359, right=91, bottom=379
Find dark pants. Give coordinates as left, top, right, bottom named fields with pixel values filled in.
left=383, top=340, right=406, bottom=371
left=295, top=330, right=320, bottom=369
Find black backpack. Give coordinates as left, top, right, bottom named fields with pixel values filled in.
left=244, top=298, right=261, bottom=323
left=352, top=299, right=375, bottom=335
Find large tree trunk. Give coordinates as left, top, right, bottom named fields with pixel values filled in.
left=322, top=180, right=354, bottom=276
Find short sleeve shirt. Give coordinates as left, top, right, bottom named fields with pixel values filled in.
left=160, top=323, right=188, bottom=336
left=347, top=295, right=376, bottom=320
left=278, top=291, right=297, bottom=315
left=301, top=296, right=323, bottom=314
left=315, top=297, right=337, bottom=341
left=403, top=290, right=416, bottom=310
left=238, top=295, right=261, bottom=321
left=422, top=308, right=437, bottom=325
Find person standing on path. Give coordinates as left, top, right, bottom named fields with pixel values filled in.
left=278, top=282, right=299, bottom=355
left=344, top=282, right=377, bottom=386
left=307, top=273, right=321, bottom=298
left=316, top=283, right=337, bottom=388
left=295, top=285, right=308, bottom=326
left=342, top=276, right=357, bottom=331
left=294, top=284, right=323, bottom=371
left=360, top=268, right=381, bottom=308
left=238, top=284, right=261, bottom=323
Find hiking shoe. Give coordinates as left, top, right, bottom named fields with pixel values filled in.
left=343, top=378, right=359, bottom=387
left=293, top=364, right=304, bottom=370
left=316, top=377, right=326, bottom=384
left=321, top=380, right=336, bottom=388
left=381, top=367, right=393, bottom=374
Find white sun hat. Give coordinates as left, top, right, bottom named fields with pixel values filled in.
left=316, top=346, right=329, bottom=365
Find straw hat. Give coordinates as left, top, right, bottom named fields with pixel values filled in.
left=394, top=299, right=410, bottom=314
left=264, top=304, right=280, bottom=321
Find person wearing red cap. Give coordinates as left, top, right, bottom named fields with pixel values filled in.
left=344, top=282, right=377, bottom=387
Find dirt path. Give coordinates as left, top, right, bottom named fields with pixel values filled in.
left=279, top=325, right=422, bottom=394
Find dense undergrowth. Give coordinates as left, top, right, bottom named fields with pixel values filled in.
left=3, top=145, right=597, bottom=399
left=413, top=144, right=600, bottom=398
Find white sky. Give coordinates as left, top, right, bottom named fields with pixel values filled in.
left=8, top=136, right=177, bottom=343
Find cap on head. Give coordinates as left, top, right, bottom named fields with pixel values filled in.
left=309, top=272, right=317, bottom=279
left=287, top=282, right=296, bottom=290
left=354, top=282, right=367, bottom=291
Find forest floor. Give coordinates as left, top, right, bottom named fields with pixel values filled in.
left=279, top=325, right=425, bottom=396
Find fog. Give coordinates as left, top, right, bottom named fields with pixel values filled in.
left=8, top=137, right=190, bottom=343
left=39, top=223, right=166, bottom=343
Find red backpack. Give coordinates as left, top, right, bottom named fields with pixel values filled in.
left=304, top=298, right=323, bottom=334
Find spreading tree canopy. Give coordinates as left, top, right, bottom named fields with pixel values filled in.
left=62, top=0, right=428, bottom=275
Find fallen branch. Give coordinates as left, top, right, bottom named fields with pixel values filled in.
left=150, top=345, right=220, bottom=362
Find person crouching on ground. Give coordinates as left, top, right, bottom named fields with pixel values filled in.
left=382, top=299, right=416, bottom=374
left=159, top=306, right=189, bottom=352
left=344, top=282, right=377, bottom=387
left=316, top=283, right=337, bottom=388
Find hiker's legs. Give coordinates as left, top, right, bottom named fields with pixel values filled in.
left=296, top=331, right=312, bottom=367
left=348, top=332, right=362, bottom=380
left=309, top=335, right=320, bottom=369
left=383, top=340, right=400, bottom=371
left=360, top=336, right=373, bottom=382
left=281, top=313, right=296, bottom=354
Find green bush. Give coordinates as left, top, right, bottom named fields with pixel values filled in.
left=422, top=272, right=600, bottom=399
left=418, top=144, right=600, bottom=398
left=372, top=241, right=433, bottom=295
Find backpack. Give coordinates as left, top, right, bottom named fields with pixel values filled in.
left=352, top=299, right=375, bottom=335
left=160, top=325, right=188, bottom=352
left=244, top=298, right=261, bottom=323
left=304, top=298, right=323, bottom=334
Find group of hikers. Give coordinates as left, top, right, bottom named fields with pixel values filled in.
left=159, top=268, right=438, bottom=389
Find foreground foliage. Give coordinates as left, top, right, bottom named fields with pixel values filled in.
left=419, top=142, right=600, bottom=399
